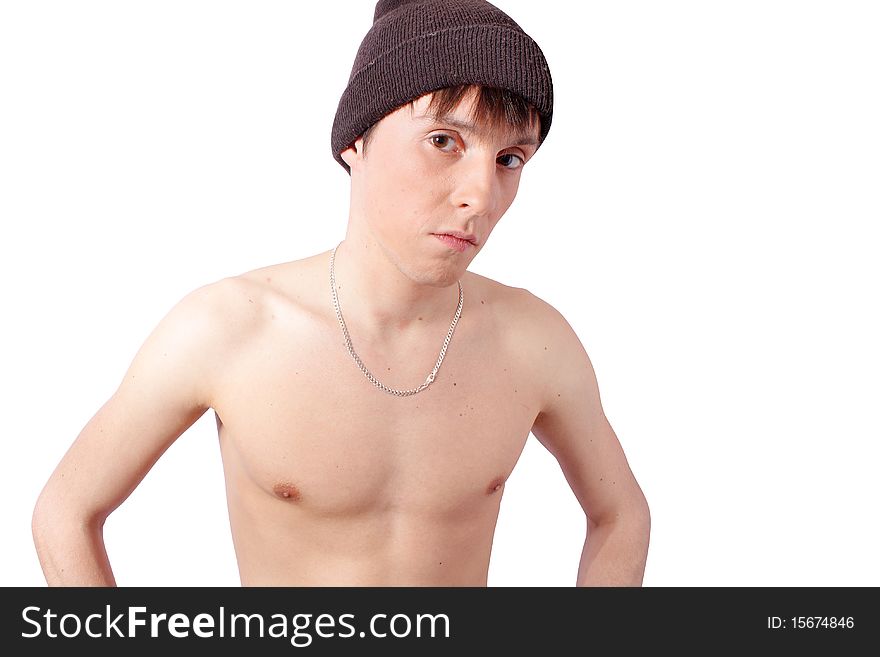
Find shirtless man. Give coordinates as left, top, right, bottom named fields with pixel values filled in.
left=32, top=0, right=650, bottom=586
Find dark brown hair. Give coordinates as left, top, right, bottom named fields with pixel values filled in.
left=360, top=83, right=541, bottom=155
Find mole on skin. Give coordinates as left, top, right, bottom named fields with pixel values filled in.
left=272, top=482, right=302, bottom=501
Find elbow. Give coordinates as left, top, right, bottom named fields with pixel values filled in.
left=32, top=487, right=53, bottom=546
left=32, top=485, right=106, bottom=557
left=32, top=486, right=65, bottom=559
left=639, top=495, right=651, bottom=530
left=628, top=486, right=652, bottom=531
left=588, top=495, right=651, bottom=532
left=32, top=475, right=118, bottom=586
left=632, top=496, right=651, bottom=539
left=32, top=490, right=57, bottom=568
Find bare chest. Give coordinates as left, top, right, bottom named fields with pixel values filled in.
left=211, top=302, right=541, bottom=518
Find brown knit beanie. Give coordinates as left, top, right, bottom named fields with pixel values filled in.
left=331, top=0, right=554, bottom=174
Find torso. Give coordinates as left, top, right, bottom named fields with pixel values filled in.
left=209, top=250, right=547, bottom=586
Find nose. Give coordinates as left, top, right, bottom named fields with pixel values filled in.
left=449, top=155, right=497, bottom=216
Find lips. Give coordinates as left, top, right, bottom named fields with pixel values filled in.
left=433, top=233, right=475, bottom=252
left=438, top=230, right=477, bottom=244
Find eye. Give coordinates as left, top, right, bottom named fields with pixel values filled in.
left=498, top=153, right=525, bottom=171
left=431, top=133, right=457, bottom=152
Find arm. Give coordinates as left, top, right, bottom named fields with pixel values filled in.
left=526, top=293, right=651, bottom=586
left=31, top=278, right=243, bottom=585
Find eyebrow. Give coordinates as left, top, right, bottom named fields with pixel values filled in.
left=416, top=114, right=539, bottom=147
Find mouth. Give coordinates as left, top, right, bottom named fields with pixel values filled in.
left=432, top=231, right=478, bottom=253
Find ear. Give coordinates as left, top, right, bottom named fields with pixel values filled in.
left=340, top=135, right=365, bottom=171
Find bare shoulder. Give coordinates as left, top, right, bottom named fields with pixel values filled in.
left=149, top=256, right=323, bottom=368
left=171, top=252, right=324, bottom=341
left=230, top=251, right=331, bottom=317
left=461, top=270, right=536, bottom=315
left=464, top=271, right=576, bottom=346
left=134, top=256, right=324, bottom=410
left=467, top=272, right=593, bottom=413
left=169, top=272, right=272, bottom=344
left=130, top=276, right=268, bottom=404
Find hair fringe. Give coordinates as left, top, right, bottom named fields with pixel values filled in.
left=361, top=84, right=539, bottom=153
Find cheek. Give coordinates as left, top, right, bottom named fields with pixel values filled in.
left=388, top=152, right=446, bottom=212
left=500, top=189, right=517, bottom=213
left=497, top=175, right=522, bottom=210
left=410, top=142, right=459, bottom=182
left=365, top=165, right=430, bottom=236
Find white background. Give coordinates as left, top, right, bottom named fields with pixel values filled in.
left=2, top=0, right=878, bottom=587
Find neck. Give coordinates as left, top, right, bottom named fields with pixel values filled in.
left=330, top=233, right=462, bottom=340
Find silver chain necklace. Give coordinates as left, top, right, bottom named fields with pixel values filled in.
left=330, top=242, right=463, bottom=397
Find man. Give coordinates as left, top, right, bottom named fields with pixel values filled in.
left=33, top=0, right=650, bottom=586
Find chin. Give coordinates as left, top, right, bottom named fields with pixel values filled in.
left=410, top=262, right=466, bottom=288
left=429, top=267, right=467, bottom=287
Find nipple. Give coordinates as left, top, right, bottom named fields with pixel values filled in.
left=486, top=476, right=506, bottom=495
left=272, top=482, right=302, bottom=501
